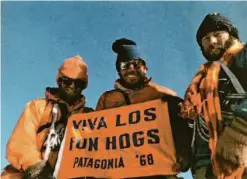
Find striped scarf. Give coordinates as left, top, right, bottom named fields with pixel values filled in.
left=180, top=41, right=245, bottom=178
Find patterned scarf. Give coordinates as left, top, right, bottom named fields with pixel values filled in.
left=180, top=41, right=245, bottom=178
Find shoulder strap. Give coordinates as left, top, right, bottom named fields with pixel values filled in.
left=218, top=61, right=245, bottom=94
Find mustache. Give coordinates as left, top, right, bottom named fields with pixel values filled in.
left=65, top=87, right=78, bottom=92
left=125, top=71, right=137, bottom=75
left=210, top=44, right=224, bottom=50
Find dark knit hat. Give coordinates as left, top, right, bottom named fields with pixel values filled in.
left=112, top=38, right=145, bottom=71
left=196, top=12, right=239, bottom=46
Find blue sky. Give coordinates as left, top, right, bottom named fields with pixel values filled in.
left=1, top=1, right=247, bottom=178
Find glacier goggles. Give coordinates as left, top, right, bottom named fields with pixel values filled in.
left=60, top=77, right=86, bottom=89
left=120, top=59, right=145, bottom=70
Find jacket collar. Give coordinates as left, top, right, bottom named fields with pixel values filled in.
left=45, top=87, right=85, bottom=113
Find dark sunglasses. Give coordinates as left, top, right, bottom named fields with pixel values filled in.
left=60, top=77, right=86, bottom=89
left=120, top=60, right=144, bottom=70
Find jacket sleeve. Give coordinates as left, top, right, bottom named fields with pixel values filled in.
left=150, top=82, right=177, bottom=96
left=96, top=93, right=106, bottom=111
left=6, top=99, right=45, bottom=171
left=166, top=95, right=193, bottom=172
left=163, top=87, right=177, bottom=96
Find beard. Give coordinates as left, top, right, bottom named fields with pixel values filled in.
left=120, top=71, right=147, bottom=90
left=58, top=86, right=82, bottom=104
left=202, top=37, right=234, bottom=61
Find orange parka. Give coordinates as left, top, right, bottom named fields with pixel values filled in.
left=96, top=81, right=177, bottom=110
left=5, top=55, right=93, bottom=173
left=96, top=80, right=193, bottom=174
left=6, top=88, right=93, bottom=171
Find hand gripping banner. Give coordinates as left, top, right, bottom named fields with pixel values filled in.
left=54, top=99, right=177, bottom=178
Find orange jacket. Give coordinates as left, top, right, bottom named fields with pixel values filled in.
left=6, top=88, right=93, bottom=171
left=96, top=80, right=193, bottom=173
left=96, top=81, right=177, bottom=110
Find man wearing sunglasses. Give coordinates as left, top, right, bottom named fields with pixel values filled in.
left=96, top=38, right=177, bottom=110
left=2, top=56, right=93, bottom=179
left=96, top=38, right=193, bottom=179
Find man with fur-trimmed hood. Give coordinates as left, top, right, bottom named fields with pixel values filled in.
left=96, top=38, right=193, bottom=179
left=1, top=56, right=93, bottom=179
left=180, top=13, right=247, bottom=178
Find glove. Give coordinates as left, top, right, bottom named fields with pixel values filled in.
left=172, top=155, right=191, bottom=173
left=23, top=161, right=54, bottom=179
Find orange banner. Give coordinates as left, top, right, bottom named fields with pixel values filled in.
left=55, top=99, right=177, bottom=179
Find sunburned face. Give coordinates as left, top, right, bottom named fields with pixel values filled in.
left=201, top=31, right=232, bottom=61
left=119, top=59, right=147, bottom=87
